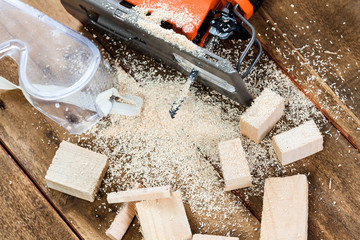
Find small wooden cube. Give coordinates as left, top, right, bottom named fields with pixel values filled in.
left=107, top=185, right=172, bottom=204
left=136, top=191, right=192, bottom=240
left=218, top=138, right=252, bottom=191
left=260, top=175, right=308, bottom=240
left=272, top=120, right=323, bottom=165
left=240, top=88, right=285, bottom=143
left=193, top=234, right=239, bottom=240
left=45, top=141, right=109, bottom=202
left=106, top=202, right=136, bottom=240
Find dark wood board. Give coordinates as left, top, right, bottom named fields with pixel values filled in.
left=250, top=0, right=360, bottom=149
left=0, top=145, right=79, bottom=240
left=0, top=0, right=359, bottom=239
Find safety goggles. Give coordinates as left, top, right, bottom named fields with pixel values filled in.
left=0, top=0, right=142, bottom=134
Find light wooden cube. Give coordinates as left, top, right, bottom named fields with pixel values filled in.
left=260, top=175, right=308, bottom=240
left=45, top=141, right=109, bottom=202
left=272, top=120, right=323, bottom=165
left=106, top=202, right=136, bottom=240
left=193, top=234, right=239, bottom=240
left=218, top=138, right=252, bottom=191
left=136, top=191, right=192, bottom=240
left=107, top=185, right=172, bottom=204
left=240, top=88, right=285, bottom=143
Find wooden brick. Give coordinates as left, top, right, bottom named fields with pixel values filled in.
left=218, top=138, right=252, bottom=191
left=193, top=234, right=239, bottom=240
left=107, top=185, right=172, bottom=204
left=106, top=202, right=136, bottom=240
left=240, top=88, right=285, bottom=143
left=136, top=191, right=192, bottom=240
left=272, top=120, right=323, bottom=165
left=260, top=175, right=308, bottom=240
left=45, top=141, right=108, bottom=202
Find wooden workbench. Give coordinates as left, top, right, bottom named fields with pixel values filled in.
left=0, top=0, right=359, bottom=239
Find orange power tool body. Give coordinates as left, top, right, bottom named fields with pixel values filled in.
left=61, top=0, right=264, bottom=108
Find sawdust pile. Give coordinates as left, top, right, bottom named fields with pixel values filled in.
left=84, top=39, right=326, bottom=234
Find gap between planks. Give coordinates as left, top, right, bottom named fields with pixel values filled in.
left=0, top=139, right=83, bottom=240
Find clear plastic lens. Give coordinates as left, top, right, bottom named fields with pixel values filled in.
left=0, top=0, right=113, bottom=134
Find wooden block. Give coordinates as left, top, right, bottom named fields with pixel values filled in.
left=260, top=175, right=308, bottom=240
left=218, top=138, right=252, bottom=191
left=193, top=234, right=239, bottom=240
left=106, top=202, right=136, bottom=240
left=240, top=88, right=285, bottom=143
left=45, top=141, right=109, bottom=202
left=107, top=185, right=172, bottom=204
left=136, top=190, right=192, bottom=240
left=272, top=120, right=323, bottom=165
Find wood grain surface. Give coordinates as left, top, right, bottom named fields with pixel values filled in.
left=250, top=0, right=360, bottom=149
left=0, top=3, right=260, bottom=240
left=0, top=0, right=359, bottom=239
left=0, top=145, right=78, bottom=240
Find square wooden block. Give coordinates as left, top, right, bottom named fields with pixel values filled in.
left=218, top=138, right=252, bottom=191
left=240, top=88, right=285, bottom=143
left=45, top=141, right=109, bottom=202
left=272, top=120, right=323, bottom=165
left=136, top=191, right=192, bottom=240
left=260, top=175, right=308, bottom=240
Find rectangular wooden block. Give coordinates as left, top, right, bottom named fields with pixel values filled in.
left=260, top=175, right=308, bottom=240
left=218, top=138, right=252, bottom=191
left=107, top=185, right=172, bottom=204
left=193, top=234, right=239, bottom=240
left=45, top=141, right=109, bottom=202
left=136, top=190, right=192, bottom=240
left=106, top=202, right=136, bottom=240
left=272, top=120, right=323, bottom=165
left=240, top=88, right=285, bottom=143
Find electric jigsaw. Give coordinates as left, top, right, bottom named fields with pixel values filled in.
left=61, top=0, right=264, bottom=116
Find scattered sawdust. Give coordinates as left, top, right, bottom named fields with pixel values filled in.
left=77, top=37, right=327, bottom=234
left=61, top=4, right=335, bottom=235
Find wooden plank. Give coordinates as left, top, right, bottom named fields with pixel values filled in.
left=240, top=88, right=285, bottom=143
left=218, top=138, right=252, bottom=191
left=106, top=202, right=136, bottom=240
left=136, top=191, right=192, bottom=240
left=250, top=0, right=360, bottom=149
left=260, top=175, right=308, bottom=240
left=0, top=144, right=78, bottom=240
left=107, top=185, right=172, bottom=204
left=272, top=120, right=323, bottom=165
